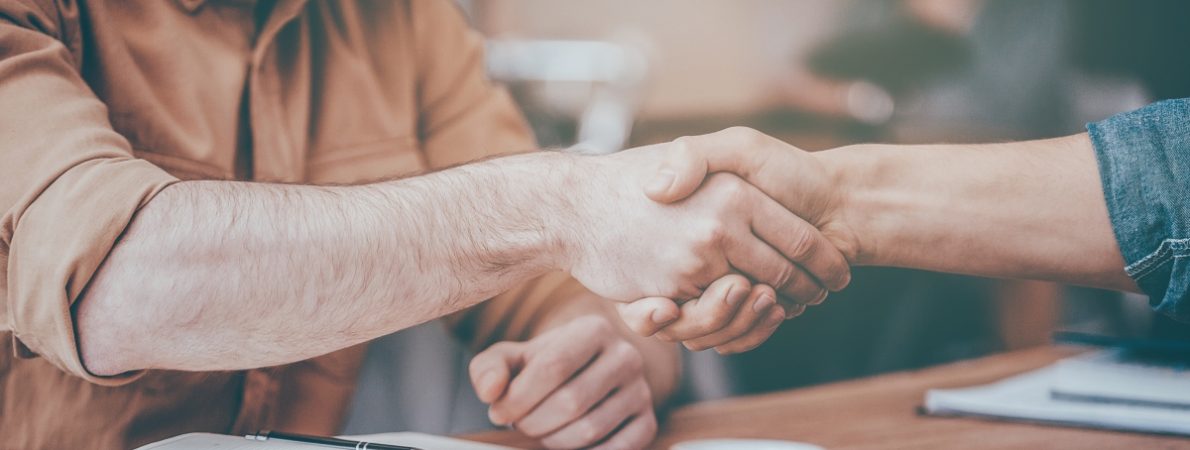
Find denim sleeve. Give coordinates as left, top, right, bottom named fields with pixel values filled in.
left=1087, top=98, right=1190, bottom=322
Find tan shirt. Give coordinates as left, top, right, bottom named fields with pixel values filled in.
left=0, top=1, right=585, bottom=448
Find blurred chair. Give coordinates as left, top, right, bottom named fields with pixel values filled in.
left=486, top=39, right=647, bottom=153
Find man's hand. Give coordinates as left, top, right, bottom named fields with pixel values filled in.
left=469, top=316, right=659, bottom=450
left=563, top=145, right=852, bottom=305
left=610, top=127, right=859, bottom=351
left=642, top=127, right=859, bottom=260
left=616, top=274, right=791, bottom=354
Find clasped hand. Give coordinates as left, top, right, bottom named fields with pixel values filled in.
left=569, top=127, right=858, bottom=353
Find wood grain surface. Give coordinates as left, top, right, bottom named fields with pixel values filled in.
left=461, top=346, right=1190, bottom=449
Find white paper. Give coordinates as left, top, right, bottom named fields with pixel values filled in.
left=924, top=366, right=1190, bottom=436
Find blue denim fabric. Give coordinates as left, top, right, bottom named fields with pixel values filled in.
left=1088, top=98, right=1190, bottom=322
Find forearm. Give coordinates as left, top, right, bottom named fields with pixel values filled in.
left=820, top=133, right=1137, bottom=291
left=535, top=295, right=681, bottom=407
left=78, top=152, right=576, bottom=375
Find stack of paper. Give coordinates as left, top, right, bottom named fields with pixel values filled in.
left=923, top=349, right=1190, bottom=436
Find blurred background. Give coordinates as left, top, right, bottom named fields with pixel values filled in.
left=343, top=0, right=1190, bottom=436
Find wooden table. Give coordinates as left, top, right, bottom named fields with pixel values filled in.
left=462, top=346, right=1190, bottom=449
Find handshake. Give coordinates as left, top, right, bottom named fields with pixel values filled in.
left=559, top=127, right=864, bottom=354
left=469, top=122, right=1123, bottom=447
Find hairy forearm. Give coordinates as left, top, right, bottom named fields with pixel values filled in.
left=78, top=152, right=576, bottom=375
left=820, top=133, right=1136, bottom=291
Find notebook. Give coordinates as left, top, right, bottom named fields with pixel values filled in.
left=1050, top=348, right=1190, bottom=409
left=923, top=349, right=1190, bottom=436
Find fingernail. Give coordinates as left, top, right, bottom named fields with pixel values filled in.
left=811, top=291, right=829, bottom=306
left=489, top=409, right=506, bottom=425
left=651, top=307, right=678, bottom=324
left=752, top=293, right=775, bottom=313
left=785, top=304, right=806, bottom=319
left=726, top=284, right=746, bottom=306
left=646, top=169, right=676, bottom=194
left=836, top=272, right=852, bottom=291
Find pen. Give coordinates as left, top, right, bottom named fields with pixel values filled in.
left=245, top=430, right=422, bottom=450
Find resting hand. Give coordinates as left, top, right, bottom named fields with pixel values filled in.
left=469, top=316, right=659, bottom=450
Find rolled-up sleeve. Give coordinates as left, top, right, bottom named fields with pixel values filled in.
left=1088, top=98, right=1190, bottom=321
left=1, top=2, right=178, bottom=384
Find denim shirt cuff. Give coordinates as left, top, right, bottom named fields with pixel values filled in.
left=1087, top=98, right=1190, bottom=322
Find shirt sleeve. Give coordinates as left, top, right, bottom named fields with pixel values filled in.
left=407, top=0, right=593, bottom=347
left=1087, top=98, right=1190, bottom=322
left=0, top=1, right=179, bottom=384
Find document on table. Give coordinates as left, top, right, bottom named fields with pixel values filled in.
left=923, top=349, right=1190, bottom=436
left=135, top=432, right=518, bottom=450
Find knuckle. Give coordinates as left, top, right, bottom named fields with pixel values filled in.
left=753, top=283, right=778, bottom=300
left=689, top=220, right=727, bottom=249
left=772, top=263, right=798, bottom=292
left=675, top=253, right=706, bottom=276
left=573, top=419, right=605, bottom=446
left=553, top=389, right=585, bottom=418
left=483, top=341, right=512, bottom=356
left=725, top=126, right=766, bottom=148
left=581, top=315, right=614, bottom=335
left=671, top=135, right=696, bottom=154
left=786, top=230, right=819, bottom=261
left=636, top=380, right=656, bottom=407
left=724, top=126, right=759, bottom=140
left=614, top=344, right=644, bottom=373
left=541, top=358, right=572, bottom=382
left=707, top=172, right=747, bottom=199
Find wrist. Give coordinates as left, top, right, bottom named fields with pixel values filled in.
left=532, top=151, right=589, bottom=273
left=816, top=143, right=892, bottom=266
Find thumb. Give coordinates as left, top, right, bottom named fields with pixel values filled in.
left=644, top=128, right=773, bottom=204
left=616, top=298, right=681, bottom=337
left=643, top=139, right=709, bottom=204
left=469, top=342, right=523, bottom=404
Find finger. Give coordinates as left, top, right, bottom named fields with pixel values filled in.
left=615, top=298, right=680, bottom=337
left=682, top=284, right=777, bottom=351
left=781, top=301, right=808, bottom=319
left=645, top=128, right=774, bottom=204
left=775, top=267, right=828, bottom=307
left=469, top=342, right=525, bottom=404
left=655, top=274, right=751, bottom=342
left=539, top=380, right=653, bottom=450
left=714, top=305, right=786, bottom=354
left=724, top=231, right=814, bottom=298
left=490, top=331, right=605, bottom=425
left=750, top=190, right=851, bottom=291
left=515, top=341, right=640, bottom=438
left=589, top=409, right=659, bottom=450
